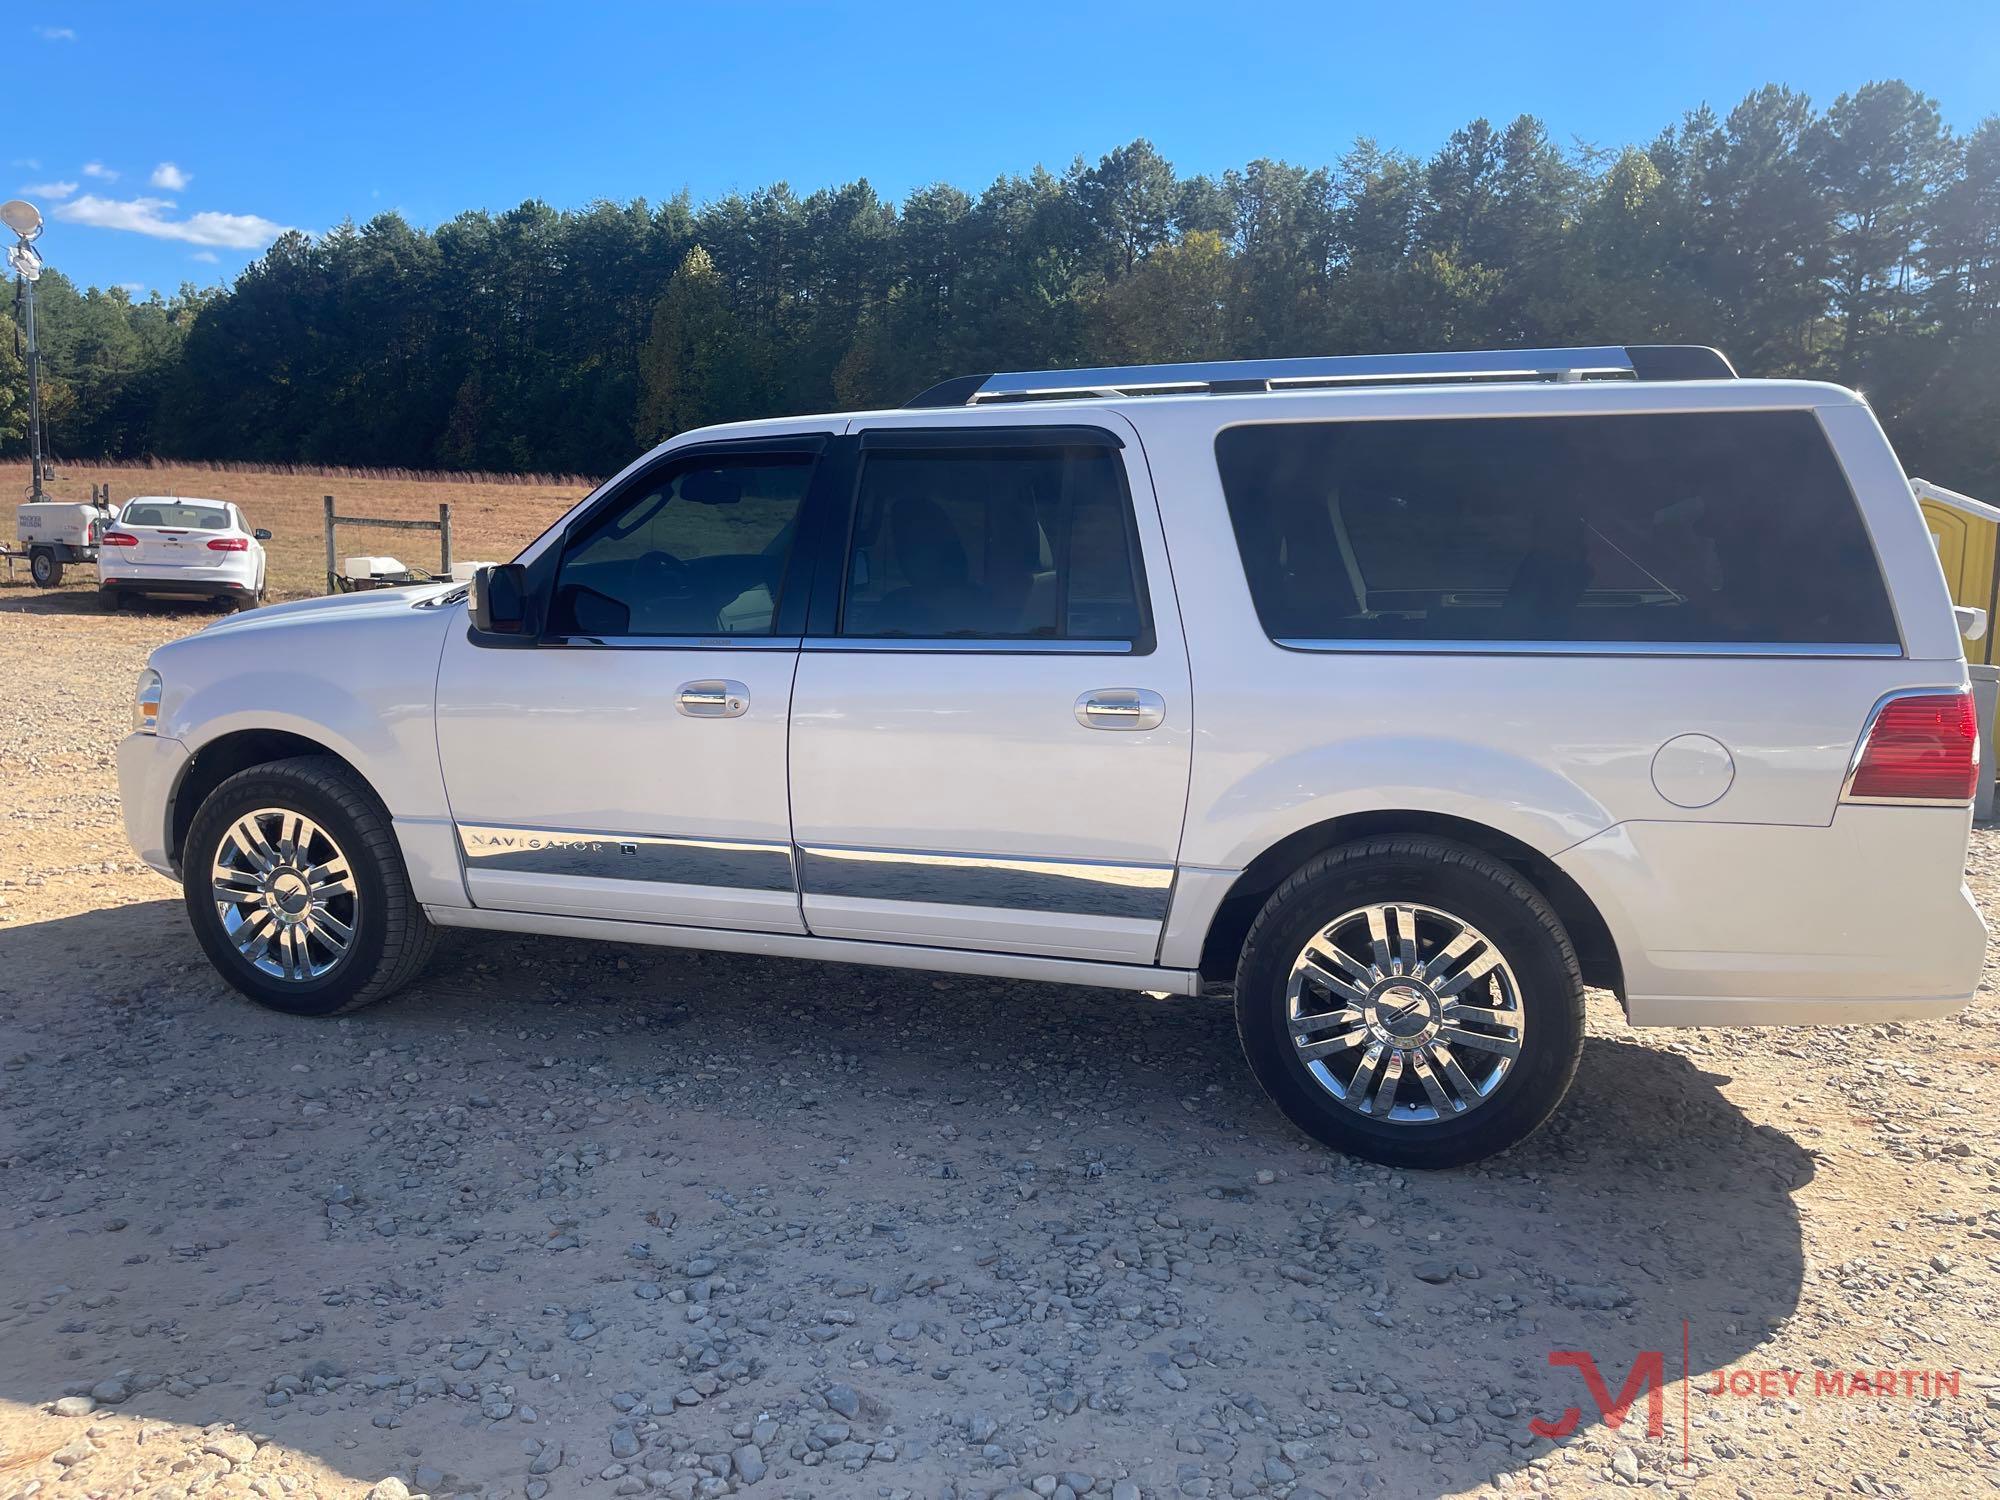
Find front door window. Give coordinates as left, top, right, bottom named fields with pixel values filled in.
left=549, top=455, right=813, bottom=639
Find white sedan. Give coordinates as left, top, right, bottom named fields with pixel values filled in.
left=99, top=497, right=270, bottom=610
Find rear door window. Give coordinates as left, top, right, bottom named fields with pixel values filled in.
left=1213, top=410, right=1899, bottom=647
left=837, top=440, right=1150, bottom=646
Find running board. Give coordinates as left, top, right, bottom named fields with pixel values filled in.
left=424, top=905, right=1205, bottom=995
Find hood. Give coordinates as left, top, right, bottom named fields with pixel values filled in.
left=188, top=582, right=464, bottom=638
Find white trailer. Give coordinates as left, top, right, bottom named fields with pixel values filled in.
left=11, top=496, right=114, bottom=586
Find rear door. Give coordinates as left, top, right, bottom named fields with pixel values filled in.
left=787, top=412, right=1193, bottom=963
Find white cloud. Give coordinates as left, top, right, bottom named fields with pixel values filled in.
left=82, top=161, right=118, bottom=181
left=54, top=194, right=293, bottom=249
left=35, top=26, right=77, bottom=42
left=115, top=281, right=144, bottom=295
left=21, top=180, right=79, bottom=200
left=190, top=249, right=219, bottom=263
left=150, top=162, right=191, bottom=191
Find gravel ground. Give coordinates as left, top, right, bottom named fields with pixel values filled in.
left=3, top=582, right=1998, bottom=1500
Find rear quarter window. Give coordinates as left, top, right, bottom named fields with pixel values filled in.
left=1213, top=410, right=1900, bottom=648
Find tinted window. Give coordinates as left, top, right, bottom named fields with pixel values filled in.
left=123, top=501, right=230, bottom=530
left=839, top=445, right=1146, bottom=642
left=550, top=454, right=811, bottom=637
left=1214, top=411, right=1898, bottom=646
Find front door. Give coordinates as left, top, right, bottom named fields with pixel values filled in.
left=787, top=415, right=1193, bottom=964
left=434, top=436, right=827, bottom=930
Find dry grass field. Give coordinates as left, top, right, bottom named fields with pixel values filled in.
left=8, top=461, right=594, bottom=599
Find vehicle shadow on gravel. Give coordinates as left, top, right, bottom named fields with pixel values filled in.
left=0, top=583, right=106, bottom=614
left=0, top=586, right=234, bottom=618
left=0, top=898, right=1809, bottom=1498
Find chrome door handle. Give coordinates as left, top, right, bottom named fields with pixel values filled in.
left=676, top=679, right=748, bottom=718
left=1075, top=688, right=1165, bottom=731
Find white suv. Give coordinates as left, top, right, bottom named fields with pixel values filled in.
left=116, top=346, right=1988, bottom=1167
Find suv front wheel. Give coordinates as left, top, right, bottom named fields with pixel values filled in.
left=182, top=755, right=436, bottom=1015
left=1234, top=837, right=1585, bottom=1169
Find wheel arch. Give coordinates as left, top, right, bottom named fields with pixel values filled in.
left=1195, top=810, right=1623, bottom=999
left=168, top=729, right=376, bottom=870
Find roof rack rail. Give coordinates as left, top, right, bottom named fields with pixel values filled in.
left=905, top=344, right=1737, bottom=408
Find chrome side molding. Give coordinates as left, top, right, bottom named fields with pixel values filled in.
left=801, top=637, right=1136, bottom=655
left=1272, top=638, right=1904, bottom=659
left=457, top=825, right=795, bottom=891
left=798, top=844, right=1174, bottom=921
left=455, top=826, right=1179, bottom=922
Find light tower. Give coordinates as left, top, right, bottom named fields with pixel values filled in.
left=2, top=198, right=47, bottom=502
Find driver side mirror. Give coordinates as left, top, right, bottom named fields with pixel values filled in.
left=471, top=563, right=530, bottom=635
left=252, top=528, right=273, bottom=541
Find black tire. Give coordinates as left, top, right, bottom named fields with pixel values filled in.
left=30, top=549, right=61, bottom=587
left=100, top=587, right=125, bottom=611
left=1234, top=836, right=1585, bottom=1169
left=182, top=755, right=437, bottom=1016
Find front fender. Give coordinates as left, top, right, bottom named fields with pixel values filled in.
left=154, top=605, right=455, bottom=821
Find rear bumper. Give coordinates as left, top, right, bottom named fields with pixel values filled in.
left=102, top=577, right=255, bottom=599
left=117, top=732, right=190, bottom=878
left=1557, top=805, right=1987, bottom=1027
left=101, top=554, right=258, bottom=597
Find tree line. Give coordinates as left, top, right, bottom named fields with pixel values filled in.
left=5, top=79, right=1999, bottom=493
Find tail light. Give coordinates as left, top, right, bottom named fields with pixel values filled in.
left=101, top=531, right=139, bottom=547
left=206, top=536, right=249, bottom=552
left=1844, top=690, right=1979, bottom=803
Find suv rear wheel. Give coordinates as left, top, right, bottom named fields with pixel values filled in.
left=1234, top=837, right=1585, bottom=1169
left=182, top=755, right=436, bottom=1015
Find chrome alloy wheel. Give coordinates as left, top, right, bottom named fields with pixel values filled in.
left=210, top=807, right=359, bottom=981
left=1285, top=903, right=1526, bottom=1123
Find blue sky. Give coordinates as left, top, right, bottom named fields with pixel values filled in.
left=12, top=0, right=2000, bottom=299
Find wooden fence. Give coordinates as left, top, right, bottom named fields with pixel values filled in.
left=322, top=495, right=452, bottom=592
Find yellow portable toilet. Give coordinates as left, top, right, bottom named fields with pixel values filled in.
left=1915, top=478, right=2000, bottom=666
left=1914, top=478, right=2000, bottom=810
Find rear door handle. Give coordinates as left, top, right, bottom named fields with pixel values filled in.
left=677, top=679, right=749, bottom=718
left=1075, top=688, right=1165, bottom=731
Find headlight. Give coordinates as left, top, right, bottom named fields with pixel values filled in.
left=134, top=668, right=163, bottom=733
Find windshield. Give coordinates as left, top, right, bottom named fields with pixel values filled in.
left=122, top=501, right=232, bottom=530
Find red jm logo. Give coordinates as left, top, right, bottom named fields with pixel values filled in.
left=1531, top=1350, right=1668, bottom=1440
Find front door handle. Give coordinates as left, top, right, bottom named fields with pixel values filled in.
left=677, top=679, right=748, bottom=718
left=1075, top=688, right=1165, bottom=731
